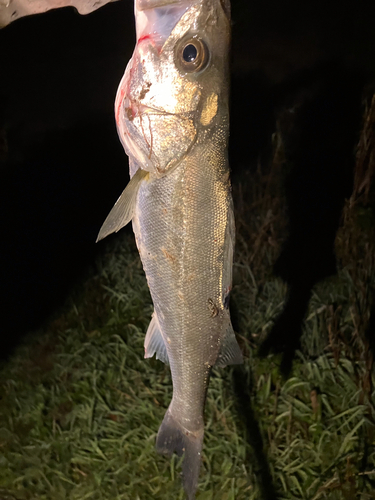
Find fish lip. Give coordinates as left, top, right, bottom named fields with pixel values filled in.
left=118, top=106, right=155, bottom=171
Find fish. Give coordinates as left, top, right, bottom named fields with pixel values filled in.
left=97, top=0, right=243, bottom=497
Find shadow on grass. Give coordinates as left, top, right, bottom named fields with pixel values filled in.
left=232, top=365, right=280, bottom=500
left=258, top=282, right=313, bottom=376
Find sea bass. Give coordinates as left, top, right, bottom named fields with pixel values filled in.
left=97, top=0, right=242, bottom=497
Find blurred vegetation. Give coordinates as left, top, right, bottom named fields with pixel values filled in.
left=1, top=98, right=375, bottom=500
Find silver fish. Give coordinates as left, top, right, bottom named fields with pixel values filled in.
left=97, top=0, right=242, bottom=497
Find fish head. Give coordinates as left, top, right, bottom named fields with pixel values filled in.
left=115, top=0, right=231, bottom=175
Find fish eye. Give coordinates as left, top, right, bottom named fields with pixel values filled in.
left=175, top=36, right=209, bottom=73
left=183, top=44, right=198, bottom=63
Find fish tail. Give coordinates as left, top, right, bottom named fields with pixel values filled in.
left=156, top=406, right=204, bottom=500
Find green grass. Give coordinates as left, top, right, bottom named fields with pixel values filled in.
left=1, top=142, right=375, bottom=499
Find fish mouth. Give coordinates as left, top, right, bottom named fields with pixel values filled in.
left=117, top=97, right=197, bottom=175
left=134, top=0, right=195, bottom=47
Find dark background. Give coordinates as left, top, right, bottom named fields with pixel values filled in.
left=1, top=0, right=375, bottom=359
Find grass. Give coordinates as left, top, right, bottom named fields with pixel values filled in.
left=1, top=104, right=375, bottom=499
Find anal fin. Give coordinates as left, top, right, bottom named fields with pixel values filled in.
left=216, top=322, right=243, bottom=368
left=96, top=168, right=148, bottom=242
left=144, top=312, right=169, bottom=364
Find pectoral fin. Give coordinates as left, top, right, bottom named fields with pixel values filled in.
left=216, top=322, right=243, bottom=368
left=96, top=168, right=148, bottom=242
left=144, top=312, right=169, bottom=364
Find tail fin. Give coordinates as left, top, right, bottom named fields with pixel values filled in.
left=156, top=407, right=204, bottom=500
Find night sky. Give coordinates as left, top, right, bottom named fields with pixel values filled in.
left=1, top=0, right=375, bottom=359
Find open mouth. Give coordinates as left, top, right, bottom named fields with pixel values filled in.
left=134, top=0, right=194, bottom=47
